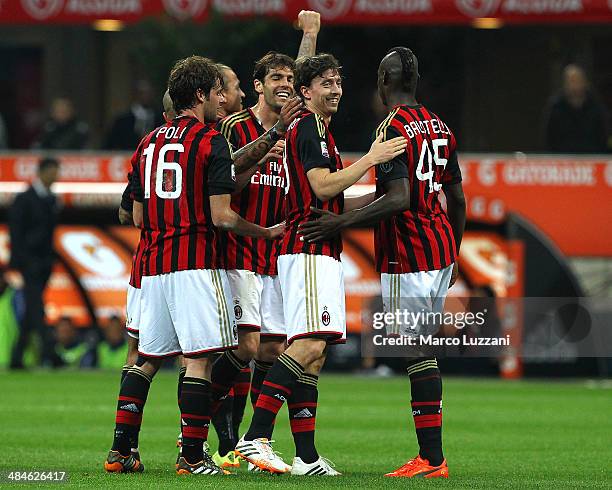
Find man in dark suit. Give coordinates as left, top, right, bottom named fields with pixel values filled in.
left=9, top=157, right=61, bottom=368
left=103, top=80, right=163, bottom=150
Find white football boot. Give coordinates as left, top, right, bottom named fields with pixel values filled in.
left=235, top=437, right=291, bottom=474
left=290, top=456, right=341, bottom=476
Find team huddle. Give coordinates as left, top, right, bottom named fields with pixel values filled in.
left=105, top=10, right=466, bottom=479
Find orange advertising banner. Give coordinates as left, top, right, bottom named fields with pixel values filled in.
left=1, top=152, right=610, bottom=256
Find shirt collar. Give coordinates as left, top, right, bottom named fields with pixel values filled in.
left=32, top=179, right=51, bottom=198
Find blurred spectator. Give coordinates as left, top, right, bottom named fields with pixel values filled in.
left=32, top=97, right=89, bottom=150
left=0, top=112, right=7, bottom=149
left=9, top=157, right=61, bottom=369
left=544, top=64, right=609, bottom=153
left=0, top=269, right=25, bottom=368
left=104, top=80, right=162, bottom=150
left=54, top=316, right=94, bottom=368
left=94, top=315, right=128, bottom=369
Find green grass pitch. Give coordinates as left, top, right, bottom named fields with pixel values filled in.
left=1, top=371, right=610, bottom=488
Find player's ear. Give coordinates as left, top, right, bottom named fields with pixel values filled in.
left=300, top=85, right=311, bottom=101
left=195, top=88, right=207, bottom=103
left=383, top=69, right=390, bottom=87
left=254, top=79, right=264, bottom=95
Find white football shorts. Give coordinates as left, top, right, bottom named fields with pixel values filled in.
left=138, top=269, right=237, bottom=358
left=277, top=253, right=346, bottom=345
left=226, top=269, right=285, bottom=337
left=381, top=264, right=453, bottom=337
left=125, top=284, right=141, bottom=339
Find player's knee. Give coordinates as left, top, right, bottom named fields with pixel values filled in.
left=237, top=330, right=259, bottom=360
left=134, top=355, right=162, bottom=376
left=257, top=338, right=285, bottom=363
left=126, top=336, right=139, bottom=366
left=287, top=338, right=326, bottom=366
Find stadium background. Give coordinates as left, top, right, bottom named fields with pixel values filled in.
left=0, top=2, right=611, bottom=487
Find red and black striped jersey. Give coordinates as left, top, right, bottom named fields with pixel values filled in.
left=374, top=104, right=462, bottom=274
left=130, top=115, right=235, bottom=276
left=279, top=110, right=344, bottom=260
left=121, top=160, right=145, bottom=289
left=216, top=108, right=286, bottom=275
left=128, top=233, right=146, bottom=288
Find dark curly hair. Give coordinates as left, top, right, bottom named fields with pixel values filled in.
left=294, top=54, right=342, bottom=99
left=168, top=56, right=221, bottom=113
left=253, top=51, right=295, bottom=83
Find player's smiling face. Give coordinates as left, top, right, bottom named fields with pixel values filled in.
left=303, top=69, right=342, bottom=118
left=259, top=66, right=295, bottom=110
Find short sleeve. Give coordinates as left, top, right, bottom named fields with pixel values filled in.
left=297, top=115, right=331, bottom=172
left=129, top=144, right=144, bottom=202
left=441, top=132, right=462, bottom=185
left=208, top=133, right=236, bottom=195
left=375, top=125, right=409, bottom=185
left=120, top=178, right=133, bottom=212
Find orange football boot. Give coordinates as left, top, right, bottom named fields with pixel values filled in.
left=384, top=455, right=448, bottom=478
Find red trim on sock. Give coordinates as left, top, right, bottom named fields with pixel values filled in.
left=290, top=418, right=316, bottom=433
left=414, top=414, right=442, bottom=428
left=255, top=393, right=285, bottom=412
left=262, top=380, right=292, bottom=394
left=411, top=401, right=442, bottom=407
left=116, top=411, right=142, bottom=425
left=118, top=396, right=144, bottom=403
left=182, top=426, right=208, bottom=439
left=233, top=382, right=251, bottom=396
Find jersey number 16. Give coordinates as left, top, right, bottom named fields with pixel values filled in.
left=142, top=143, right=185, bottom=199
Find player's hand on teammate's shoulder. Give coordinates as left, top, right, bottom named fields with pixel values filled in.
left=367, top=132, right=408, bottom=166
left=297, top=10, right=321, bottom=35
left=276, top=96, right=303, bottom=133
left=266, top=221, right=286, bottom=240
left=298, top=207, right=343, bottom=243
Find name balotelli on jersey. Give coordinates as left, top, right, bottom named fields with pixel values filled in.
left=217, top=108, right=286, bottom=275
left=375, top=104, right=462, bottom=274
left=279, top=110, right=344, bottom=261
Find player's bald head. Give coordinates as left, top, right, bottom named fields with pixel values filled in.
left=162, top=89, right=176, bottom=121
left=379, top=47, right=419, bottom=95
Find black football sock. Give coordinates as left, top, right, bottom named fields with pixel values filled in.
left=288, top=373, right=319, bottom=464
left=112, top=368, right=152, bottom=456
left=119, top=365, right=139, bottom=452
left=176, top=366, right=187, bottom=444
left=180, top=377, right=211, bottom=464
left=250, top=360, right=273, bottom=407
left=245, top=353, right=304, bottom=441
left=210, top=350, right=250, bottom=414
left=120, top=365, right=130, bottom=385
left=212, top=389, right=235, bottom=456
left=232, top=367, right=251, bottom=441
left=407, top=357, right=443, bottom=467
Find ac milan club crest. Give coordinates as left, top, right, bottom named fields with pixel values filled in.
left=455, top=0, right=500, bottom=17
left=307, top=0, right=352, bottom=20
left=321, top=307, right=331, bottom=326
left=162, top=0, right=207, bottom=20
left=234, top=304, right=243, bottom=320
left=21, top=0, right=63, bottom=20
